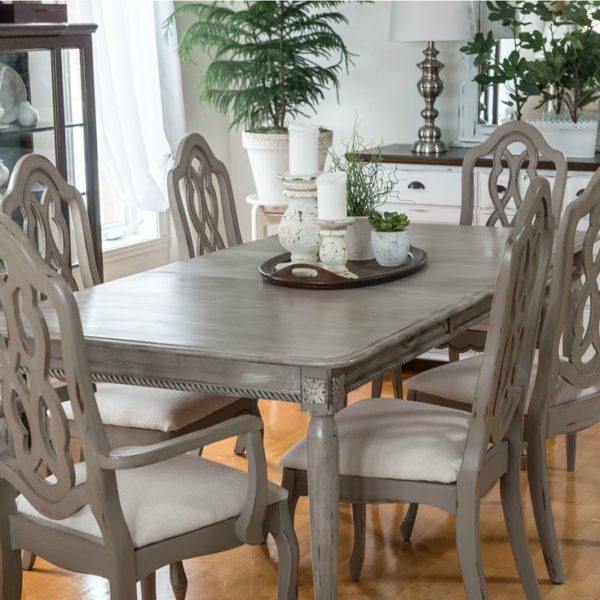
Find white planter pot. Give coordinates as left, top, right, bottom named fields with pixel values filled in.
left=528, top=118, right=598, bottom=158
left=242, top=130, right=333, bottom=204
left=346, top=216, right=374, bottom=261
left=371, top=230, right=410, bottom=267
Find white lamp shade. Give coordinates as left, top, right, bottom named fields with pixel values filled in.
left=389, top=1, right=475, bottom=42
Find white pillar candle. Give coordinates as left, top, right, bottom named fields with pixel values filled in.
left=288, top=122, right=319, bottom=176
left=317, top=172, right=347, bottom=221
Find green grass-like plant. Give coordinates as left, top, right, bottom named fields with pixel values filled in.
left=328, top=122, right=398, bottom=217
left=164, top=1, right=354, bottom=132
left=369, top=211, right=410, bottom=233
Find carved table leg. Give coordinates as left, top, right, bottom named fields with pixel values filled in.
left=301, top=371, right=344, bottom=600
left=307, top=414, right=340, bottom=600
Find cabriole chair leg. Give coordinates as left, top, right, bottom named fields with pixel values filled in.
left=141, top=572, right=157, bottom=600
left=400, top=503, right=419, bottom=541
left=21, top=551, right=37, bottom=570
left=349, top=503, right=366, bottom=581
left=500, top=426, right=541, bottom=599
left=528, top=420, right=565, bottom=583
left=169, top=561, right=188, bottom=600
left=456, top=499, right=487, bottom=600
left=269, top=502, right=299, bottom=600
left=565, top=432, right=577, bottom=472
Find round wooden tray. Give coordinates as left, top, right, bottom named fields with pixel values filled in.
left=259, top=246, right=428, bottom=289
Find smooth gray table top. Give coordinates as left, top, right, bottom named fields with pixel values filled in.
left=69, top=223, right=509, bottom=369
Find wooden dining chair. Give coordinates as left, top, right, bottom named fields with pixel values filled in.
left=0, top=153, right=258, bottom=597
left=168, top=132, right=242, bottom=260
left=0, top=213, right=299, bottom=600
left=280, top=177, right=554, bottom=599
left=446, top=121, right=568, bottom=358
left=402, top=169, right=600, bottom=585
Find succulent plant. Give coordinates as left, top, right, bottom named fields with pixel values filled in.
left=368, top=211, right=410, bottom=233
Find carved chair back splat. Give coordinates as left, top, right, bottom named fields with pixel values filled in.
left=461, top=121, right=567, bottom=227
left=0, top=154, right=101, bottom=291
left=168, top=133, right=243, bottom=260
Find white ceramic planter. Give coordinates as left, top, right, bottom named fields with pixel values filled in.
left=371, top=230, right=410, bottom=267
left=528, top=118, right=598, bottom=158
left=242, top=129, right=333, bottom=204
left=346, top=216, right=374, bottom=261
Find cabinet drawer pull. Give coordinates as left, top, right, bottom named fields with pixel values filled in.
left=408, top=181, right=425, bottom=190
left=576, top=188, right=585, bottom=197
left=496, top=184, right=507, bottom=194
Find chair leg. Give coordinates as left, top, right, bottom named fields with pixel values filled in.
left=391, top=366, right=403, bottom=398
left=528, top=420, right=565, bottom=583
left=141, top=572, right=157, bottom=600
left=500, top=428, right=541, bottom=599
left=400, top=503, right=419, bottom=541
left=565, top=432, right=577, bottom=472
left=169, top=561, right=188, bottom=600
left=269, top=502, right=299, bottom=600
left=349, top=503, right=366, bottom=582
left=21, top=551, right=37, bottom=570
left=0, top=484, right=22, bottom=600
left=448, top=348, right=461, bottom=362
left=281, top=469, right=300, bottom=523
left=371, top=376, right=384, bottom=398
left=456, top=498, right=487, bottom=600
left=108, top=570, right=137, bottom=600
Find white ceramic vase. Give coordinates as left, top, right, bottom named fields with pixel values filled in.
left=528, top=117, right=598, bottom=158
left=371, top=230, right=410, bottom=267
left=242, top=129, right=333, bottom=204
left=278, top=193, right=320, bottom=263
left=17, top=100, right=39, bottom=128
left=346, top=216, right=374, bottom=261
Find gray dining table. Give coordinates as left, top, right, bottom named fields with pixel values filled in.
left=48, top=222, right=511, bottom=599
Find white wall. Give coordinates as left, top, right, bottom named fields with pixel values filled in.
left=176, top=1, right=466, bottom=240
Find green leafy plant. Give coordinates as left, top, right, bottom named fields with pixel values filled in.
left=369, top=211, right=410, bottom=233
left=328, top=123, right=398, bottom=217
left=462, top=1, right=600, bottom=123
left=164, top=1, right=354, bottom=132
left=461, top=1, right=540, bottom=121
left=523, top=1, right=600, bottom=123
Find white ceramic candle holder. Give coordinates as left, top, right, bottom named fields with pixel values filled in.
left=315, top=219, right=358, bottom=279
left=277, top=174, right=320, bottom=268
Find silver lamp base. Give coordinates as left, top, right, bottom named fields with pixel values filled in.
left=412, top=41, right=447, bottom=155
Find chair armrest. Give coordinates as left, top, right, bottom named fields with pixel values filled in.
left=97, top=414, right=262, bottom=470
left=97, top=412, right=268, bottom=545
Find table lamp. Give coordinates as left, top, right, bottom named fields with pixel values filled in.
left=389, top=1, right=475, bottom=155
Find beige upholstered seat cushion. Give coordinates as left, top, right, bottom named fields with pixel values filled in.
left=406, top=354, right=600, bottom=411
left=280, top=399, right=472, bottom=484
left=62, top=383, right=241, bottom=432
left=16, top=456, right=287, bottom=548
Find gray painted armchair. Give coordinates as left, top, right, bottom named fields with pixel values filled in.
left=0, top=214, right=299, bottom=600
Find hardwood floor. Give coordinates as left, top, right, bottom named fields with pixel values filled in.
left=21, top=371, right=600, bottom=599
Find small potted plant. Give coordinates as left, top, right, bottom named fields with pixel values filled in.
left=329, top=123, right=398, bottom=260
left=369, top=211, right=410, bottom=267
left=165, top=1, right=354, bottom=203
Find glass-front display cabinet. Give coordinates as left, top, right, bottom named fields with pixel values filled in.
left=0, top=23, right=102, bottom=276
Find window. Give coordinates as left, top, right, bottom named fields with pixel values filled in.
left=66, top=0, right=163, bottom=251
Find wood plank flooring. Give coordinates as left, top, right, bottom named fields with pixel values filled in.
left=20, top=372, right=600, bottom=599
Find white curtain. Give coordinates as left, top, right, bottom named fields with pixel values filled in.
left=75, top=1, right=186, bottom=211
